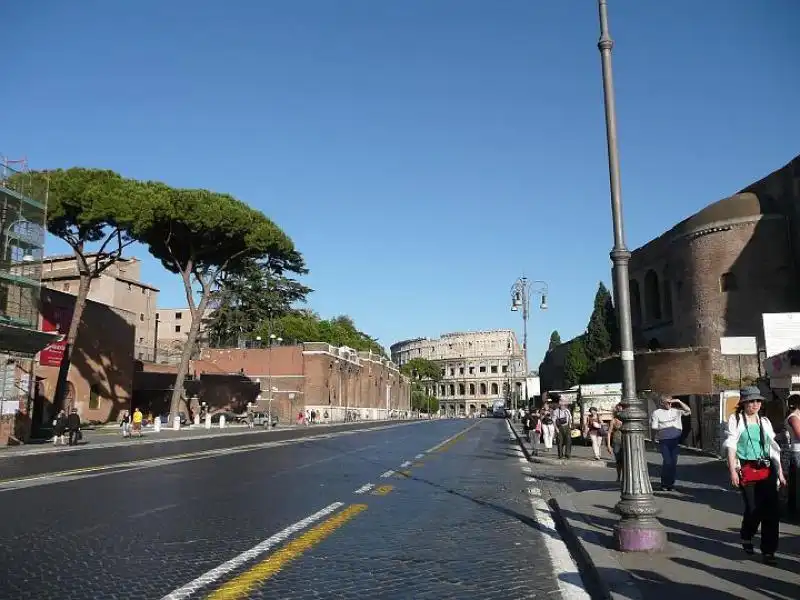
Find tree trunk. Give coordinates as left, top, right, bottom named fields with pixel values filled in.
left=53, top=273, right=92, bottom=413
left=168, top=290, right=209, bottom=421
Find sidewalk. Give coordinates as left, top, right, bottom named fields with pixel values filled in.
left=0, top=419, right=413, bottom=459
left=508, top=421, right=800, bottom=599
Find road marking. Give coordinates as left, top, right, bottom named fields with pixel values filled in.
left=206, top=504, right=367, bottom=600
left=415, top=453, right=424, bottom=460
left=395, top=469, right=411, bottom=478
left=529, top=497, right=591, bottom=599
left=129, top=503, right=180, bottom=519
left=353, top=483, right=374, bottom=495
left=160, top=502, right=344, bottom=600
left=423, top=420, right=481, bottom=453
left=525, top=476, right=537, bottom=483
left=371, top=484, right=393, bottom=496
left=527, top=487, right=541, bottom=496
left=399, top=460, right=412, bottom=468
left=380, top=470, right=395, bottom=478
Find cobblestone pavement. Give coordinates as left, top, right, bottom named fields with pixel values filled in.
left=0, top=419, right=420, bottom=481
left=0, top=418, right=590, bottom=599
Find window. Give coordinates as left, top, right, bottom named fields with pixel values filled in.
left=720, top=272, right=738, bottom=292
left=459, top=367, right=464, bottom=375
left=175, top=312, right=182, bottom=319
left=139, top=337, right=144, bottom=343
left=89, top=384, right=100, bottom=410
left=449, top=368, right=455, bottom=376
left=468, top=366, right=474, bottom=375
left=175, top=325, right=181, bottom=333
left=491, top=383, right=499, bottom=395
left=479, top=366, right=486, bottom=373
left=490, top=366, right=498, bottom=374
left=449, top=384, right=455, bottom=395
left=458, top=384, right=465, bottom=395
left=501, top=365, right=508, bottom=374
left=469, top=383, right=475, bottom=395
left=139, top=313, right=145, bottom=321
left=479, top=383, right=487, bottom=395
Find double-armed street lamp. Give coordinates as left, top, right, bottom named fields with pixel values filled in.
left=596, top=0, right=665, bottom=552
left=510, top=276, right=548, bottom=410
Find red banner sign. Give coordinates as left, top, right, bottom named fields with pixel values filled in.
left=39, top=304, right=73, bottom=367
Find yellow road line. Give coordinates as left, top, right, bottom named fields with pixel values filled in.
left=207, top=503, right=367, bottom=600
left=371, top=485, right=393, bottom=496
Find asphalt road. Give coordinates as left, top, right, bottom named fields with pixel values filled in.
left=0, top=418, right=589, bottom=600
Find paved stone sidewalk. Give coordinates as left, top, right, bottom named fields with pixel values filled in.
left=507, top=420, right=800, bottom=598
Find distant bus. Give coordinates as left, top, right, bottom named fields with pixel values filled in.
left=491, top=401, right=507, bottom=418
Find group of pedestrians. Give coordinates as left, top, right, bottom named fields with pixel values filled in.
left=51, top=408, right=82, bottom=446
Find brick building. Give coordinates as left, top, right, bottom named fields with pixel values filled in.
left=135, top=343, right=412, bottom=424
left=627, top=154, right=800, bottom=386
left=33, top=288, right=135, bottom=428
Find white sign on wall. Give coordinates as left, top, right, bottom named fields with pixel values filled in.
left=763, top=313, right=800, bottom=358
left=720, top=336, right=758, bottom=356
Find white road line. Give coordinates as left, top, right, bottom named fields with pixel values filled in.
left=353, top=483, right=374, bottom=495
left=129, top=503, right=180, bottom=519
left=399, top=461, right=412, bottom=468
left=415, top=453, right=425, bottom=460
left=380, top=470, right=395, bottom=478
left=529, top=498, right=591, bottom=599
left=525, top=476, right=538, bottom=483
left=527, top=487, right=541, bottom=496
left=160, top=502, right=344, bottom=600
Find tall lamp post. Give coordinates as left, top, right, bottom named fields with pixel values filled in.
left=510, top=276, right=548, bottom=409
left=267, top=333, right=282, bottom=425
left=596, top=0, right=665, bottom=552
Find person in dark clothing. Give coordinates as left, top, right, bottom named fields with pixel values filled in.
left=67, top=408, right=81, bottom=446
left=52, top=410, right=68, bottom=445
left=552, top=404, right=573, bottom=459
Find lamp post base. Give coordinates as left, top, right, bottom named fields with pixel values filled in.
left=614, top=515, right=666, bottom=552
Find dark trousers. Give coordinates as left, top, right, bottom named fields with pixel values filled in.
left=658, top=436, right=681, bottom=487
left=69, top=429, right=80, bottom=446
left=556, top=424, right=572, bottom=458
left=741, top=475, right=780, bottom=554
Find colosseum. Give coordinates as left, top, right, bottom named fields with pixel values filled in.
left=390, top=330, right=525, bottom=416
left=628, top=153, right=800, bottom=382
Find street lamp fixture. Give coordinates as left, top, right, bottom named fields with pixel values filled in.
left=509, top=276, right=548, bottom=412
left=596, top=0, right=665, bottom=552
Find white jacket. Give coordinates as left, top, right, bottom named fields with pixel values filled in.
left=722, top=413, right=782, bottom=466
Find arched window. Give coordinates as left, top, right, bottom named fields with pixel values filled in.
left=662, top=279, right=673, bottom=320
left=440, top=385, right=446, bottom=396
left=458, top=384, right=465, bottom=396
left=469, top=383, right=475, bottom=395
left=89, top=384, right=100, bottom=410
left=448, top=384, right=455, bottom=396
left=644, top=270, right=662, bottom=321
left=629, top=280, right=642, bottom=326
left=720, top=272, right=738, bottom=292
left=491, top=382, right=499, bottom=395
left=480, top=383, right=487, bottom=395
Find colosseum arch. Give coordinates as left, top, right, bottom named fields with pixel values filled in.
left=480, top=382, right=487, bottom=395
left=644, top=269, right=662, bottom=321
left=491, top=382, right=499, bottom=395
left=629, top=279, right=642, bottom=325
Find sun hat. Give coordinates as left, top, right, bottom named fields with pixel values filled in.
left=739, top=385, right=765, bottom=403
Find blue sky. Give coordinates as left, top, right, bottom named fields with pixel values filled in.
left=4, top=0, right=798, bottom=367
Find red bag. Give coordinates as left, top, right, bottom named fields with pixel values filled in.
left=740, top=462, right=771, bottom=485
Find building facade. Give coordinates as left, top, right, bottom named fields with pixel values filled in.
left=154, top=305, right=213, bottom=365
left=626, top=154, right=800, bottom=386
left=391, top=330, right=525, bottom=416
left=40, top=255, right=159, bottom=361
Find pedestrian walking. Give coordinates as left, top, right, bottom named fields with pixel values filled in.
left=67, top=408, right=81, bottom=446
left=52, top=410, right=67, bottom=445
left=584, top=407, right=604, bottom=460
left=131, top=407, right=144, bottom=437
left=783, top=393, right=800, bottom=514
left=650, top=394, right=691, bottom=491
left=724, top=386, right=786, bottom=565
left=541, top=409, right=555, bottom=451
left=552, top=402, right=573, bottom=459
left=120, top=411, right=131, bottom=438
left=606, top=403, right=624, bottom=482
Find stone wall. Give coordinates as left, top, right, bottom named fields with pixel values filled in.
left=593, top=348, right=713, bottom=395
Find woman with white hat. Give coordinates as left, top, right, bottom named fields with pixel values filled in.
left=723, top=386, right=786, bottom=565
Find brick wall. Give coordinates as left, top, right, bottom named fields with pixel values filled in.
left=594, top=347, right=713, bottom=395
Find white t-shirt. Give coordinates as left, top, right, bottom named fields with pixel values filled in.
left=650, top=408, right=686, bottom=441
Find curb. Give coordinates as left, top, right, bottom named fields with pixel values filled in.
left=549, top=495, right=644, bottom=600
left=506, top=420, right=610, bottom=469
